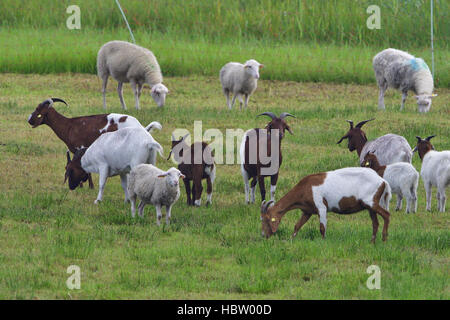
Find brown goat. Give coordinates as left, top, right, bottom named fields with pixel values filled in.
left=28, top=98, right=159, bottom=188
left=336, top=119, right=374, bottom=156
left=168, top=134, right=215, bottom=206
left=241, top=112, right=295, bottom=203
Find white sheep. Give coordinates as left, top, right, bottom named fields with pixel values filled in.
left=363, top=152, right=419, bottom=213
left=373, top=48, right=437, bottom=112
left=64, top=126, right=163, bottom=204
left=97, top=40, right=169, bottom=110
left=127, top=164, right=185, bottom=225
left=220, top=59, right=263, bottom=110
left=413, top=136, right=450, bottom=212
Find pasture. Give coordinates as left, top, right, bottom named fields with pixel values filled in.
left=0, top=73, right=448, bottom=299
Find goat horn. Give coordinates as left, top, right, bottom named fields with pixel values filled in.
left=257, top=112, right=277, bottom=120
left=425, top=135, right=436, bottom=141
left=279, top=112, right=296, bottom=119
left=346, top=120, right=354, bottom=129
left=261, top=200, right=275, bottom=213
left=415, top=136, right=423, bottom=142
left=355, top=118, right=375, bottom=129
left=50, top=98, right=68, bottom=106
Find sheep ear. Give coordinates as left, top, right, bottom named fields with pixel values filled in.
left=180, top=173, right=186, bottom=179
left=157, top=173, right=168, bottom=178
left=259, top=64, right=264, bottom=69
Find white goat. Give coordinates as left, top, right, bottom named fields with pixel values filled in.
left=260, top=167, right=392, bottom=243
left=363, top=152, right=419, bottom=213
left=97, top=40, right=168, bottom=109
left=127, top=164, right=185, bottom=225
left=413, top=136, right=450, bottom=212
left=373, top=48, right=437, bottom=112
left=65, top=126, right=163, bottom=204
left=220, top=59, right=263, bottom=110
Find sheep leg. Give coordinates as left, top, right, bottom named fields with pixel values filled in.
left=138, top=201, right=146, bottom=218
left=244, top=94, right=250, bottom=109
left=120, top=173, right=129, bottom=203
left=101, top=75, right=108, bottom=109
left=374, top=204, right=390, bottom=242
left=206, top=176, right=213, bottom=206
left=395, top=194, right=403, bottom=211
left=117, top=82, right=127, bottom=110
left=165, top=205, right=172, bottom=225
left=94, top=168, right=109, bottom=204
left=250, top=177, right=257, bottom=203
left=229, top=94, right=237, bottom=110
left=224, top=90, right=230, bottom=109
left=137, top=83, right=143, bottom=98
left=400, top=90, right=408, bottom=111
left=183, top=178, right=192, bottom=205
left=424, top=182, right=432, bottom=211
left=155, top=204, right=162, bottom=226
left=436, top=192, right=441, bottom=212
left=378, top=82, right=387, bottom=110
left=292, top=212, right=312, bottom=238
left=130, top=80, right=140, bottom=110
left=369, top=210, right=379, bottom=244
left=258, top=175, right=266, bottom=202
left=129, top=194, right=137, bottom=218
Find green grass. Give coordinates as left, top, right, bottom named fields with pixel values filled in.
left=1, top=28, right=449, bottom=87
left=0, top=73, right=448, bottom=299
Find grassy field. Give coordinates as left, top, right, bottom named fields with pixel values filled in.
left=0, top=73, right=448, bottom=299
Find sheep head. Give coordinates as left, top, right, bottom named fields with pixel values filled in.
left=257, top=112, right=295, bottom=140
left=415, top=94, right=437, bottom=113
left=28, top=98, right=67, bottom=128
left=412, top=135, right=435, bottom=160
left=150, top=83, right=169, bottom=107
left=337, top=119, right=374, bottom=155
left=157, top=167, right=186, bottom=187
left=64, top=149, right=89, bottom=190
left=244, top=59, right=264, bottom=80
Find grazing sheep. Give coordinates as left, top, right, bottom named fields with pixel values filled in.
left=240, top=112, right=295, bottom=203
left=220, top=59, right=263, bottom=110
left=260, top=167, right=392, bottom=243
left=97, top=40, right=169, bottom=109
left=373, top=48, right=437, bottom=112
left=127, top=164, right=185, bottom=225
left=168, top=134, right=216, bottom=207
left=64, top=126, right=163, bottom=204
left=28, top=97, right=161, bottom=188
left=413, top=136, right=450, bottom=212
left=363, top=152, right=419, bottom=213
left=337, top=119, right=412, bottom=165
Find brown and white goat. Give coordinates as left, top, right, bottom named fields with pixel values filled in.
left=240, top=112, right=295, bottom=203
left=168, top=134, right=216, bottom=206
left=260, top=167, right=392, bottom=243
left=337, top=119, right=412, bottom=166
left=28, top=97, right=160, bottom=187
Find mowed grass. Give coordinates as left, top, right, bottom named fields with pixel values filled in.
left=0, top=73, right=448, bottom=299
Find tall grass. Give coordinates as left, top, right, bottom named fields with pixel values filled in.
left=0, top=0, right=448, bottom=47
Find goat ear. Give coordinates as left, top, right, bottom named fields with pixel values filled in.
left=286, top=125, right=293, bottom=135
left=337, top=134, right=348, bottom=144
left=66, top=150, right=71, bottom=164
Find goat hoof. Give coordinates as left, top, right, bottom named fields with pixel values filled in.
left=94, top=199, right=101, bottom=204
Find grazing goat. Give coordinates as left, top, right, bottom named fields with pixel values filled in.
left=260, top=167, right=392, bottom=243
left=240, top=112, right=295, bottom=203
left=64, top=127, right=163, bottom=204
left=363, top=152, right=419, bottom=213
left=127, top=165, right=184, bottom=224
left=337, top=118, right=412, bottom=166
left=413, top=136, right=450, bottom=212
left=168, top=134, right=216, bottom=206
left=28, top=97, right=161, bottom=188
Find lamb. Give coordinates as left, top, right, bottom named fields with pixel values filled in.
left=220, top=59, right=264, bottom=110
left=240, top=112, right=295, bottom=203
left=373, top=48, right=437, bottom=112
left=363, top=152, right=419, bottom=213
left=27, top=97, right=162, bottom=188
left=97, top=40, right=169, bottom=110
left=127, top=164, right=185, bottom=225
left=64, top=126, right=163, bottom=204
left=168, top=134, right=216, bottom=206
left=413, top=136, right=450, bottom=212
left=260, top=167, right=392, bottom=243
left=337, top=118, right=412, bottom=166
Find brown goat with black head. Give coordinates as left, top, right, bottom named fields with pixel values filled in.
left=168, top=134, right=216, bottom=207
left=28, top=97, right=161, bottom=188
left=240, top=112, right=295, bottom=203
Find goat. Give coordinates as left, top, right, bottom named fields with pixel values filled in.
left=260, top=167, right=392, bottom=243
left=337, top=119, right=412, bottom=166
left=168, top=134, right=215, bottom=206
left=64, top=126, right=163, bottom=204
left=28, top=98, right=161, bottom=188
left=363, top=152, right=419, bottom=213
left=413, top=135, right=450, bottom=212
left=240, top=112, right=295, bottom=203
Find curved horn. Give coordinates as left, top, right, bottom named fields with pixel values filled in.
left=425, top=135, right=436, bottom=141
left=261, top=200, right=275, bottom=213
left=279, top=112, right=296, bottom=119
left=346, top=120, right=354, bottom=129
left=355, top=118, right=375, bottom=129
left=415, top=136, right=423, bottom=142
left=50, top=98, right=68, bottom=106
left=257, top=112, right=277, bottom=120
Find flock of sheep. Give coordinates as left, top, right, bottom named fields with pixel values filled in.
left=27, top=40, right=448, bottom=242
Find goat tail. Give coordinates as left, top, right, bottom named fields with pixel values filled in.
left=380, top=181, right=392, bottom=211
left=149, top=141, right=164, bottom=158
left=145, top=121, right=162, bottom=133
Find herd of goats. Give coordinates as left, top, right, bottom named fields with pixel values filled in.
left=26, top=41, right=448, bottom=243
